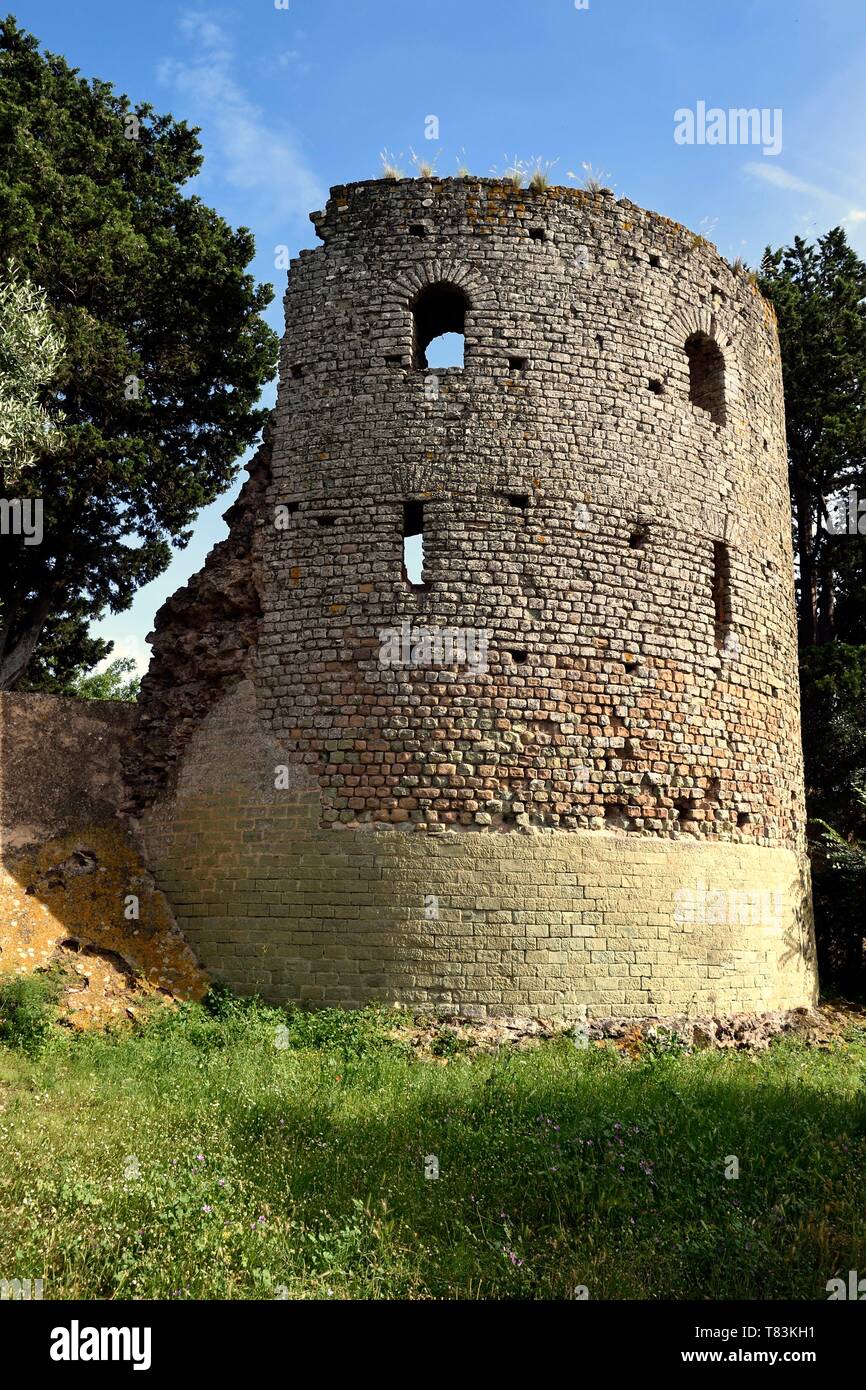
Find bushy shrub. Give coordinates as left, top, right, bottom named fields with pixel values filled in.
left=0, top=970, right=64, bottom=1055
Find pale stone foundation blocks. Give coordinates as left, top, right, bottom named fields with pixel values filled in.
left=141, top=800, right=816, bottom=1021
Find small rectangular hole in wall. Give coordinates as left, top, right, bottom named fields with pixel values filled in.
left=509, top=649, right=529, bottom=663
left=408, top=224, right=428, bottom=237
left=648, top=378, right=664, bottom=394
left=529, top=227, right=546, bottom=242
left=713, top=540, right=732, bottom=641
left=649, top=254, right=661, bottom=268
left=402, top=500, right=427, bottom=587
left=316, top=515, right=337, bottom=527
left=290, top=364, right=304, bottom=379
left=508, top=356, right=528, bottom=372
left=384, top=354, right=403, bottom=366
left=505, top=492, right=530, bottom=510
left=604, top=803, right=630, bottom=830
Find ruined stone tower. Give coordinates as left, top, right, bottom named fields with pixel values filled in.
left=131, top=177, right=818, bottom=1021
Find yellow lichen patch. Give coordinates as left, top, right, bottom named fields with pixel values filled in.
left=0, top=826, right=208, bottom=1030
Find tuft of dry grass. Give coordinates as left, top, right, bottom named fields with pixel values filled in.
left=379, top=149, right=404, bottom=181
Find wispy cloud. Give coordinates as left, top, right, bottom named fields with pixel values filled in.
left=745, top=162, right=866, bottom=236
left=743, top=163, right=833, bottom=199
left=158, top=11, right=323, bottom=232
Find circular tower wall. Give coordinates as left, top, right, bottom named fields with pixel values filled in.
left=140, top=178, right=817, bottom=1020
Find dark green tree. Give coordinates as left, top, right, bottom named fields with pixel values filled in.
left=0, top=15, right=278, bottom=688
left=760, top=230, right=866, bottom=990
left=759, top=228, right=866, bottom=646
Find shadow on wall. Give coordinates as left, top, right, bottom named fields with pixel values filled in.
left=0, top=693, right=207, bottom=1026
left=0, top=826, right=208, bottom=1027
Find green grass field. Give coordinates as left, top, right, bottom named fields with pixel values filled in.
left=1, top=989, right=865, bottom=1300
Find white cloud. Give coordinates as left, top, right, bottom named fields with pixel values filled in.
left=743, top=163, right=833, bottom=199
left=98, top=633, right=150, bottom=677
left=159, top=11, right=324, bottom=231
left=745, top=163, right=866, bottom=244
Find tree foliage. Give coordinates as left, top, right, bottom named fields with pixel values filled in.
left=759, top=232, right=866, bottom=990
left=759, top=228, right=866, bottom=646
left=70, top=654, right=139, bottom=702
left=0, top=15, right=279, bottom=689
left=0, top=256, right=64, bottom=480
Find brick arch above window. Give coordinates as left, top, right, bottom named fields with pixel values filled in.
left=379, top=262, right=497, bottom=366
left=667, top=306, right=741, bottom=426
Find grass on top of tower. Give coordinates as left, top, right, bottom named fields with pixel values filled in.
left=0, top=991, right=864, bottom=1301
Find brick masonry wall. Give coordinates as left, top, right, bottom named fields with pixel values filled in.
left=136, top=178, right=818, bottom=1018
left=261, top=178, right=803, bottom=844
left=140, top=680, right=817, bottom=1019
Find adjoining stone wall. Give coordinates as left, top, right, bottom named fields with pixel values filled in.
left=140, top=681, right=816, bottom=1018
left=0, top=692, right=138, bottom=854
left=134, top=178, right=819, bottom=1020
left=0, top=694, right=207, bottom=1019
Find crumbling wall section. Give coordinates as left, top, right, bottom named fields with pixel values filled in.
left=127, top=424, right=272, bottom=812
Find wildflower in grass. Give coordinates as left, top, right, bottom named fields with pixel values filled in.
left=196, top=1153, right=204, bottom=1162
left=202, top=1205, right=212, bottom=1214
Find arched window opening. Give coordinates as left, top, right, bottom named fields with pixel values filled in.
left=412, top=283, right=468, bottom=370
left=685, top=332, right=726, bottom=424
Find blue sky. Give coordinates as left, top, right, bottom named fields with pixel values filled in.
left=14, top=0, right=866, bottom=673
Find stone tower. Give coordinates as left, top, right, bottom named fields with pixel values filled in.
left=131, top=177, right=818, bottom=1021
